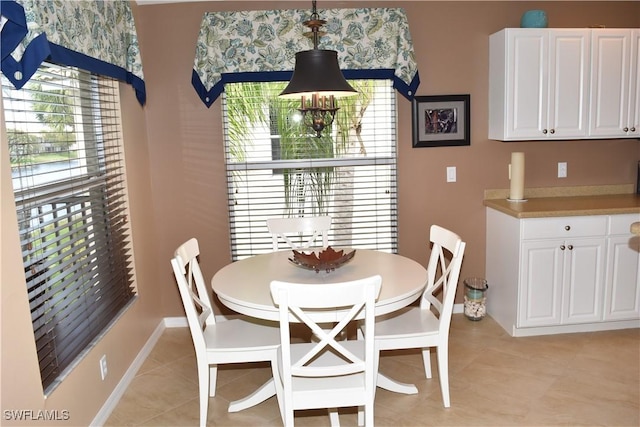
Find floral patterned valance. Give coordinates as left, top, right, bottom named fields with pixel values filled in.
left=192, top=7, right=420, bottom=107
left=1, top=0, right=146, bottom=105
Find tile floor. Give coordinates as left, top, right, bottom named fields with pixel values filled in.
left=105, top=315, right=639, bottom=426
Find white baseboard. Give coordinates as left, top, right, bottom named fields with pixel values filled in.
left=91, top=320, right=166, bottom=426
left=164, top=315, right=234, bottom=327
left=164, top=316, right=188, bottom=328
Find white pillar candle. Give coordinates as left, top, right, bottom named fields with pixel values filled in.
left=509, top=152, right=525, bottom=200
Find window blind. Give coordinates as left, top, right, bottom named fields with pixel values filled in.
left=2, top=63, right=136, bottom=392
left=222, top=80, right=397, bottom=260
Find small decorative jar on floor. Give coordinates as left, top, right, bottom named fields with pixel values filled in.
left=463, top=277, right=488, bottom=320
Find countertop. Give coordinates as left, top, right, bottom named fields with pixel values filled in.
left=483, top=193, right=640, bottom=219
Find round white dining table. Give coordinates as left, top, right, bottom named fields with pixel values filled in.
left=211, top=248, right=427, bottom=413
left=212, top=248, right=428, bottom=323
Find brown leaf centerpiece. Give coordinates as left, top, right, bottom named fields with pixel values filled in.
left=289, top=246, right=356, bottom=273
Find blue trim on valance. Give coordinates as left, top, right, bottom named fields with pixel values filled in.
left=0, top=0, right=28, bottom=62
left=48, top=44, right=147, bottom=105
left=341, top=69, right=421, bottom=101
left=2, top=31, right=49, bottom=89
left=0, top=0, right=146, bottom=105
left=192, top=69, right=294, bottom=108
left=192, top=68, right=420, bottom=108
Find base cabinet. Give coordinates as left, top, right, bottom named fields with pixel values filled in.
left=487, top=209, right=639, bottom=336
left=520, top=237, right=606, bottom=328
left=604, top=215, right=640, bottom=320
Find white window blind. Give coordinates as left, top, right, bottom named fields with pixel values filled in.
left=2, top=63, right=136, bottom=393
left=222, top=80, right=397, bottom=260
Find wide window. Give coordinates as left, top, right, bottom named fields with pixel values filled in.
left=223, top=80, right=397, bottom=260
left=2, top=63, right=136, bottom=393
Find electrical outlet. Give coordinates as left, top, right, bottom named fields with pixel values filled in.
left=100, top=355, right=108, bottom=380
left=558, top=162, right=567, bottom=178
left=446, top=166, right=456, bottom=183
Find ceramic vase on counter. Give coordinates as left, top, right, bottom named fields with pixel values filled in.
left=520, top=10, right=548, bottom=28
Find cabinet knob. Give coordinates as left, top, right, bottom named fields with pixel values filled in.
left=560, top=245, right=566, bottom=250
left=550, top=129, right=555, bottom=134
left=565, top=225, right=571, bottom=231
left=624, top=127, right=629, bottom=132
left=631, top=127, right=636, bottom=132
left=568, top=245, right=574, bottom=250
left=542, top=129, right=548, bottom=134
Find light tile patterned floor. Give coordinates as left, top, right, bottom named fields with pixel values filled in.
left=105, top=315, right=640, bottom=426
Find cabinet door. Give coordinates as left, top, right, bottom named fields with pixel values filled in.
left=628, top=29, right=640, bottom=137
left=562, top=238, right=606, bottom=324
left=519, top=240, right=564, bottom=327
left=505, top=30, right=547, bottom=139
left=589, top=29, right=631, bottom=137
left=604, top=235, right=640, bottom=321
left=548, top=30, right=590, bottom=138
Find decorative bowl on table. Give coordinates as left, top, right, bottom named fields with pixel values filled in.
left=289, top=246, right=356, bottom=273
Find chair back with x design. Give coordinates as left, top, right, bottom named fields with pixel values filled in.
left=270, top=275, right=382, bottom=426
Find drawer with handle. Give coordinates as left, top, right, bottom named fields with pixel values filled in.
left=522, top=215, right=608, bottom=240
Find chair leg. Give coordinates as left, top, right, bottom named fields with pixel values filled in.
left=436, top=345, right=450, bottom=407
left=271, top=362, right=286, bottom=426
left=328, top=408, right=340, bottom=426
left=285, top=407, right=295, bottom=427
left=421, top=348, right=432, bottom=379
left=198, top=364, right=210, bottom=427
left=209, top=365, right=217, bottom=397
left=357, top=405, right=373, bottom=426
left=365, top=403, right=374, bottom=426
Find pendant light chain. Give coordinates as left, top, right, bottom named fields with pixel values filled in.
left=307, top=0, right=323, bottom=50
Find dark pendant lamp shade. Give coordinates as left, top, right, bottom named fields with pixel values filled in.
left=280, top=50, right=357, bottom=99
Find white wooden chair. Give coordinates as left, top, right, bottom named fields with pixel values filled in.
left=373, top=225, right=466, bottom=407
left=171, top=238, right=280, bottom=426
left=270, top=275, right=382, bottom=427
left=266, top=215, right=332, bottom=251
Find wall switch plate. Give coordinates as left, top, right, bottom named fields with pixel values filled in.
left=558, top=162, right=567, bottom=178
left=446, top=166, right=457, bottom=182
left=100, top=355, right=108, bottom=380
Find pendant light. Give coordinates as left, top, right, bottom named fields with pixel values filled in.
left=279, top=0, right=357, bottom=137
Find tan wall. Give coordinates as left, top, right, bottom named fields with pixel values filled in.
left=134, top=1, right=640, bottom=318
left=1, top=1, right=638, bottom=424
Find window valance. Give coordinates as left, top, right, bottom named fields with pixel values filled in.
left=1, top=0, right=146, bottom=105
left=192, top=7, right=420, bottom=107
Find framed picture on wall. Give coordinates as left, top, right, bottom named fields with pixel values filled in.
left=411, top=94, right=470, bottom=148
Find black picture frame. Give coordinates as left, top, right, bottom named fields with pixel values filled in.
left=411, top=94, right=470, bottom=148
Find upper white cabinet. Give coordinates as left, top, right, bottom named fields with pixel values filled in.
left=489, top=28, right=640, bottom=141
left=589, top=29, right=640, bottom=138
left=633, top=30, right=640, bottom=138
left=489, top=28, right=590, bottom=140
